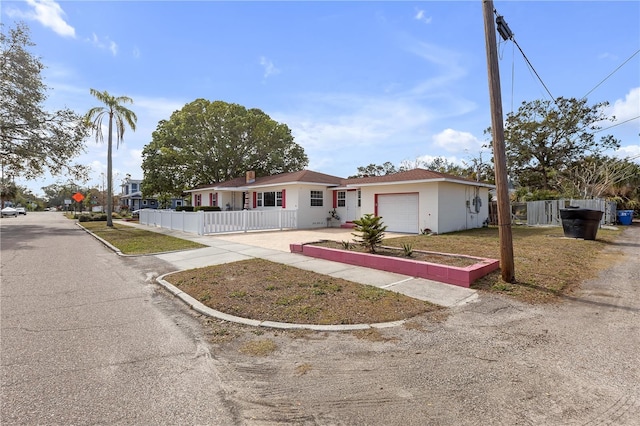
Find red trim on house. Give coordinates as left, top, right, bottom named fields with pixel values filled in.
left=282, top=189, right=286, bottom=209
left=374, top=194, right=378, bottom=216
left=253, top=192, right=257, bottom=209
left=215, top=192, right=218, bottom=207
left=209, top=192, right=213, bottom=206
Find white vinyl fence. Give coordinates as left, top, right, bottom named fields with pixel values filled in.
left=526, top=199, right=616, bottom=226
left=139, top=209, right=298, bottom=235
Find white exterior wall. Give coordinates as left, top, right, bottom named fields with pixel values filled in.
left=291, top=185, right=334, bottom=229
left=437, top=182, right=490, bottom=234
left=358, top=182, right=489, bottom=235
left=357, top=183, right=436, bottom=233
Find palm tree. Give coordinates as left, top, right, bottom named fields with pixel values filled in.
left=85, top=89, right=137, bottom=227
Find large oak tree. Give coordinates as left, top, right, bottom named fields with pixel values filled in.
left=141, top=99, right=308, bottom=197
left=496, top=97, right=620, bottom=191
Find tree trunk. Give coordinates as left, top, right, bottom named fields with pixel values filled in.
left=106, top=113, right=114, bottom=227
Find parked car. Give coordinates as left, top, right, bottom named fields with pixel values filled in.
left=1, top=207, right=18, bottom=217
left=15, top=207, right=26, bottom=215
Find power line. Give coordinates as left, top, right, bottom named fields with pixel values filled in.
left=493, top=9, right=556, bottom=104
left=511, top=38, right=557, bottom=103
left=582, top=49, right=640, bottom=100
left=594, top=115, right=640, bottom=134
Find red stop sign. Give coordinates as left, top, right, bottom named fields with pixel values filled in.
left=72, top=192, right=85, bottom=203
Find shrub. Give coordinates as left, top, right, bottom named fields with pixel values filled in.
left=176, top=205, right=195, bottom=212
left=351, top=214, right=387, bottom=253
left=195, top=206, right=222, bottom=212
left=341, top=240, right=353, bottom=250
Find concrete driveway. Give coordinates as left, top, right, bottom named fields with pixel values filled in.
left=212, top=227, right=407, bottom=251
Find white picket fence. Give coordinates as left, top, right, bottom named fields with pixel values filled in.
left=139, top=209, right=298, bottom=235
left=526, top=199, right=616, bottom=226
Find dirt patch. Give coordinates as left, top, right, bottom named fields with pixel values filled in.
left=166, top=258, right=440, bottom=325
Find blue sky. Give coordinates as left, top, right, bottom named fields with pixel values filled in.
left=4, top=0, right=639, bottom=197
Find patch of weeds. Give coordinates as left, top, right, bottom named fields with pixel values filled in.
left=299, top=305, right=320, bottom=317
left=341, top=240, right=353, bottom=250
left=276, top=295, right=304, bottom=305
left=265, top=285, right=277, bottom=291
left=239, top=339, right=277, bottom=356
left=312, top=288, right=326, bottom=296
left=295, top=363, right=313, bottom=376
left=205, top=321, right=239, bottom=344
left=359, top=285, right=387, bottom=301
left=199, top=293, right=211, bottom=303
left=229, top=290, right=247, bottom=298
left=313, top=280, right=342, bottom=293
left=352, top=328, right=395, bottom=342
left=492, top=282, right=515, bottom=292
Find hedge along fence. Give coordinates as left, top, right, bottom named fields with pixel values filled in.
left=139, top=209, right=297, bottom=235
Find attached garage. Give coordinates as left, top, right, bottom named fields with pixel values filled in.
left=376, top=193, right=419, bottom=233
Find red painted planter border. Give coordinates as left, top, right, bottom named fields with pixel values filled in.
left=290, top=243, right=499, bottom=288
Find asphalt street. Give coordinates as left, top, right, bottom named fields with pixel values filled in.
left=1, top=212, right=237, bottom=424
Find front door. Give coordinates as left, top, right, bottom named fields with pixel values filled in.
left=346, top=190, right=358, bottom=222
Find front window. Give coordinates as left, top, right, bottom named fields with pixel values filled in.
left=131, top=183, right=138, bottom=192
left=358, top=190, right=361, bottom=207
left=337, top=191, right=346, bottom=207
left=257, top=191, right=282, bottom=207
left=310, top=190, right=323, bottom=207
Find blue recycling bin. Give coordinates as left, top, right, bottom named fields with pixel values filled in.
left=616, top=210, right=634, bottom=226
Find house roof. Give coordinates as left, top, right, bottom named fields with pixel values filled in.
left=186, top=168, right=494, bottom=193
left=185, top=170, right=343, bottom=192
left=341, top=168, right=495, bottom=189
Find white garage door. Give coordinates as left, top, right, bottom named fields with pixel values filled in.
left=377, top=194, right=419, bottom=234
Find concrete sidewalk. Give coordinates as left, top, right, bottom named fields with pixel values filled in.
left=122, top=222, right=479, bottom=308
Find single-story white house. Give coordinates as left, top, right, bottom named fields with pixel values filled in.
left=184, top=169, right=495, bottom=234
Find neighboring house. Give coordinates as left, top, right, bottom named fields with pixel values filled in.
left=185, top=169, right=494, bottom=234
left=120, top=178, right=185, bottom=210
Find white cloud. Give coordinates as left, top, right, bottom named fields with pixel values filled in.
left=614, top=145, right=640, bottom=163
left=7, top=0, right=76, bottom=38
left=87, top=33, right=119, bottom=56
left=431, top=128, right=482, bottom=153
left=259, top=56, right=281, bottom=79
left=414, top=9, right=432, bottom=24
left=609, top=87, right=640, bottom=123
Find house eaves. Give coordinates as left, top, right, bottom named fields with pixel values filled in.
left=345, top=178, right=495, bottom=189
left=185, top=170, right=343, bottom=192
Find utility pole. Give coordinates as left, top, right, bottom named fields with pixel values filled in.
left=482, top=0, right=515, bottom=282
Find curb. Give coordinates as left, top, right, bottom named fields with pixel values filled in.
left=80, top=222, right=409, bottom=331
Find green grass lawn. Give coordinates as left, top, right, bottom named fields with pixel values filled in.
left=80, top=221, right=205, bottom=254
